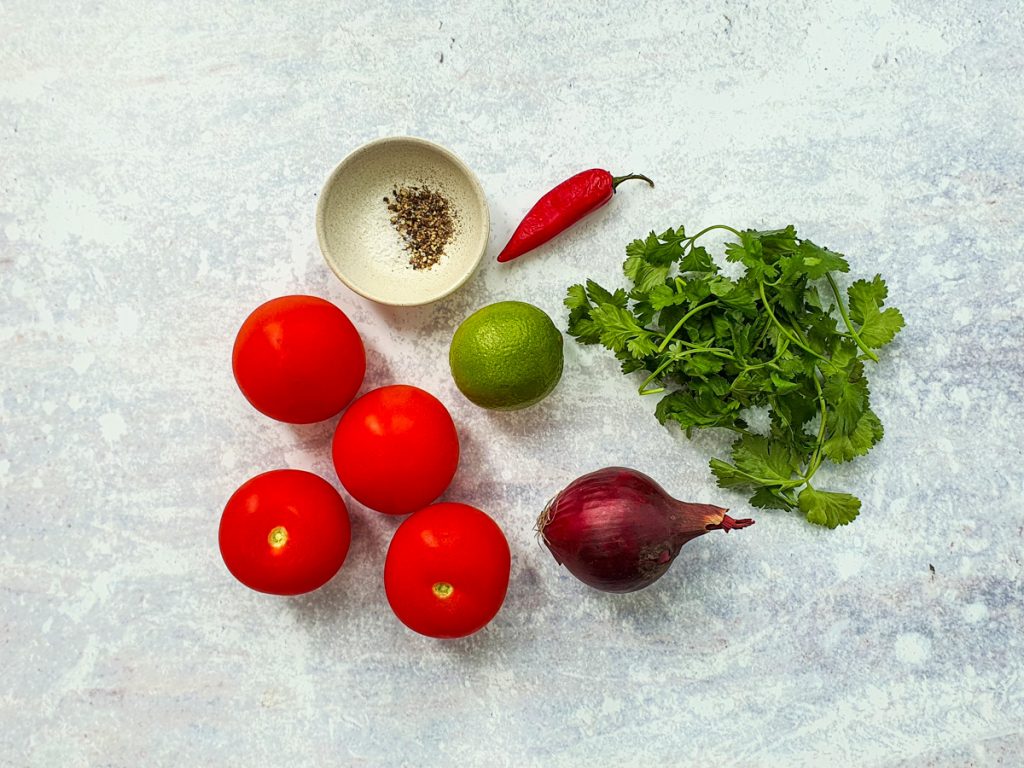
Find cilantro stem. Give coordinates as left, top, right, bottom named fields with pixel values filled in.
left=637, top=346, right=734, bottom=395
left=725, top=463, right=805, bottom=491
left=767, top=487, right=799, bottom=508
left=728, top=346, right=790, bottom=396
left=688, top=224, right=743, bottom=242
left=758, top=282, right=829, bottom=363
left=756, top=338, right=789, bottom=368
left=656, top=300, right=719, bottom=353
left=781, top=310, right=813, bottom=345
left=826, top=274, right=879, bottom=363
left=803, top=374, right=829, bottom=484
left=637, top=358, right=675, bottom=395
left=752, top=319, right=773, bottom=351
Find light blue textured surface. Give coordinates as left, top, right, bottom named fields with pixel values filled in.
left=2, top=1, right=1023, bottom=766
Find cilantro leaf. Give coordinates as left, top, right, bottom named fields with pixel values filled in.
left=848, top=275, right=905, bottom=349
left=589, top=303, right=654, bottom=355
left=798, top=487, right=861, bottom=528
left=679, top=245, right=717, bottom=274
left=704, top=375, right=732, bottom=397
left=624, top=257, right=671, bottom=294
left=648, top=284, right=687, bottom=311
left=641, top=228, right=688, bottom=266
left=770, top=372, right=802, bottom=394
left=626, top=334, right=659, bottom=359
left=774, top=279, right=807, bottom=314
left=798, top=240, right=849, bottom=277
left=631, top=299, right=657, bottom=327
left=656, top=390, right=741, bottom=431
left=709, top=276, right=758, bottom=313
left=709, top=459, right=752, bottom=490
left=748, top=486, right=796, bottom=511
left=620, top=357, right=647, bottom=375
left=682, top=353, right=724, bottom=378
left=823, top=408, right=883, bottom=462
left=566, top=221, right=902, bottom=529
left=770, top=416, right=817, bottom=465
left=822, top=360, right=869, bottom=435
left=776, top=349, right=817, bottom=378
left=725, top=230, right=778, bottom=281
left=564, top=283, right=590, bottom=310
left=622, top=228, right=693, bottom=294
left=771, top=384, right=819, bottom=431
left=729, top=433, right=800, bottom=488
left=585, top=279, right=628, bottom=309
left=568, top=316, right=602, bottom=344
left=679, top=276, right=713, bottom=304
left=727, top=320, right=758, bottom=361
left=820, top=339, right=859, bottom=375
left=728, top=369, right=771, bottom=404
left=780, top=240, right=850, bottom=280
left=756, top=226, right=799, bottom=254
left=859, top=306, right=905, bottom=348
left=847, top=274, right=888, bottom=318
left=564, top=284, right=602, bottom=344
left=806, top=308, right=839, bottom=350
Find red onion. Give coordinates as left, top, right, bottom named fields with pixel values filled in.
left=536, top=467, right=753, bottom=593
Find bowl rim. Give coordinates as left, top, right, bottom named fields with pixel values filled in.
left=315, top=135, right=490, bottom=307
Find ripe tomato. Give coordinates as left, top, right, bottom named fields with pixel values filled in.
left=232, top=295, right=365, bottom=424
left=384, top=503, right=511, bottom=638
left=331, top=385, right=459, bottom=515
left=218, top=469, right=351, bottom=595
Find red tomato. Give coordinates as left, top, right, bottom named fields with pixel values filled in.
left=384, top=503, right=511, bottom=638
left=331, top=385, right=459, bottom=515
left=219, top=469, right=351, bottom=595
left=232, top=295, right=365, bottom=424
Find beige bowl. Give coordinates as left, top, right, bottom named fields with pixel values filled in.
left=316, top=137, right=490, bottom=306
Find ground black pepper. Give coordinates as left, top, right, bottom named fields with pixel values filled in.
left=384, top=185, right=456, bottom=270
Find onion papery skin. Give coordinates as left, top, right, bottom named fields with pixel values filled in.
left=537, top=467, right=751, bottom=593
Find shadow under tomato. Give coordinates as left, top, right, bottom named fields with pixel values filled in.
left=286, top=418, right=337, bottom=450
left=283, top=506, right=382, bottom=624
left=422, top=554, right=546, bottom=660
left=428, top=616, right=508, bottom=660
left=360, top=343, right=395, bottom=393
left=437, top=426, right=487, bottom=506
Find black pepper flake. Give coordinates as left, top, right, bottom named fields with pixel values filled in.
left=385, top=185, right=456, bottom=270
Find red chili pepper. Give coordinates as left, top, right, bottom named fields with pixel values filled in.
left=496, top=169, right=654, bottom=263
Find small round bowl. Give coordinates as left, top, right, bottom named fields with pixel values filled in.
left=316, top=136, right=490, bottom=306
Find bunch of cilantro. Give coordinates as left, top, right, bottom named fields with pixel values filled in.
left=565, top=224, right=904, bottom=528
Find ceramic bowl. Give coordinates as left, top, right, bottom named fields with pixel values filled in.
left=316, top=136, right=490, bottom=306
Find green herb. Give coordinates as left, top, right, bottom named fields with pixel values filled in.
left=565, top=224, right=904, bottom=528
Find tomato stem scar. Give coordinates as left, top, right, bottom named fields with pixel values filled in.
left=268, top=526, right=289, bottom=548
left=432, top=581, right=454, bottom=599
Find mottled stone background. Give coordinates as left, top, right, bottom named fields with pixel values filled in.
left=2, top=1, right=1022, bottom=766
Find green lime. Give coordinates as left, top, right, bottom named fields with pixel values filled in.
left=449, top=301, right=563, bottom=411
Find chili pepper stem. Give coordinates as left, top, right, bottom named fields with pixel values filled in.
left=611, top=173, right=654, bottom=191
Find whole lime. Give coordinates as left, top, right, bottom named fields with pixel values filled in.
left=449, top=301, right=563, bottom=410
